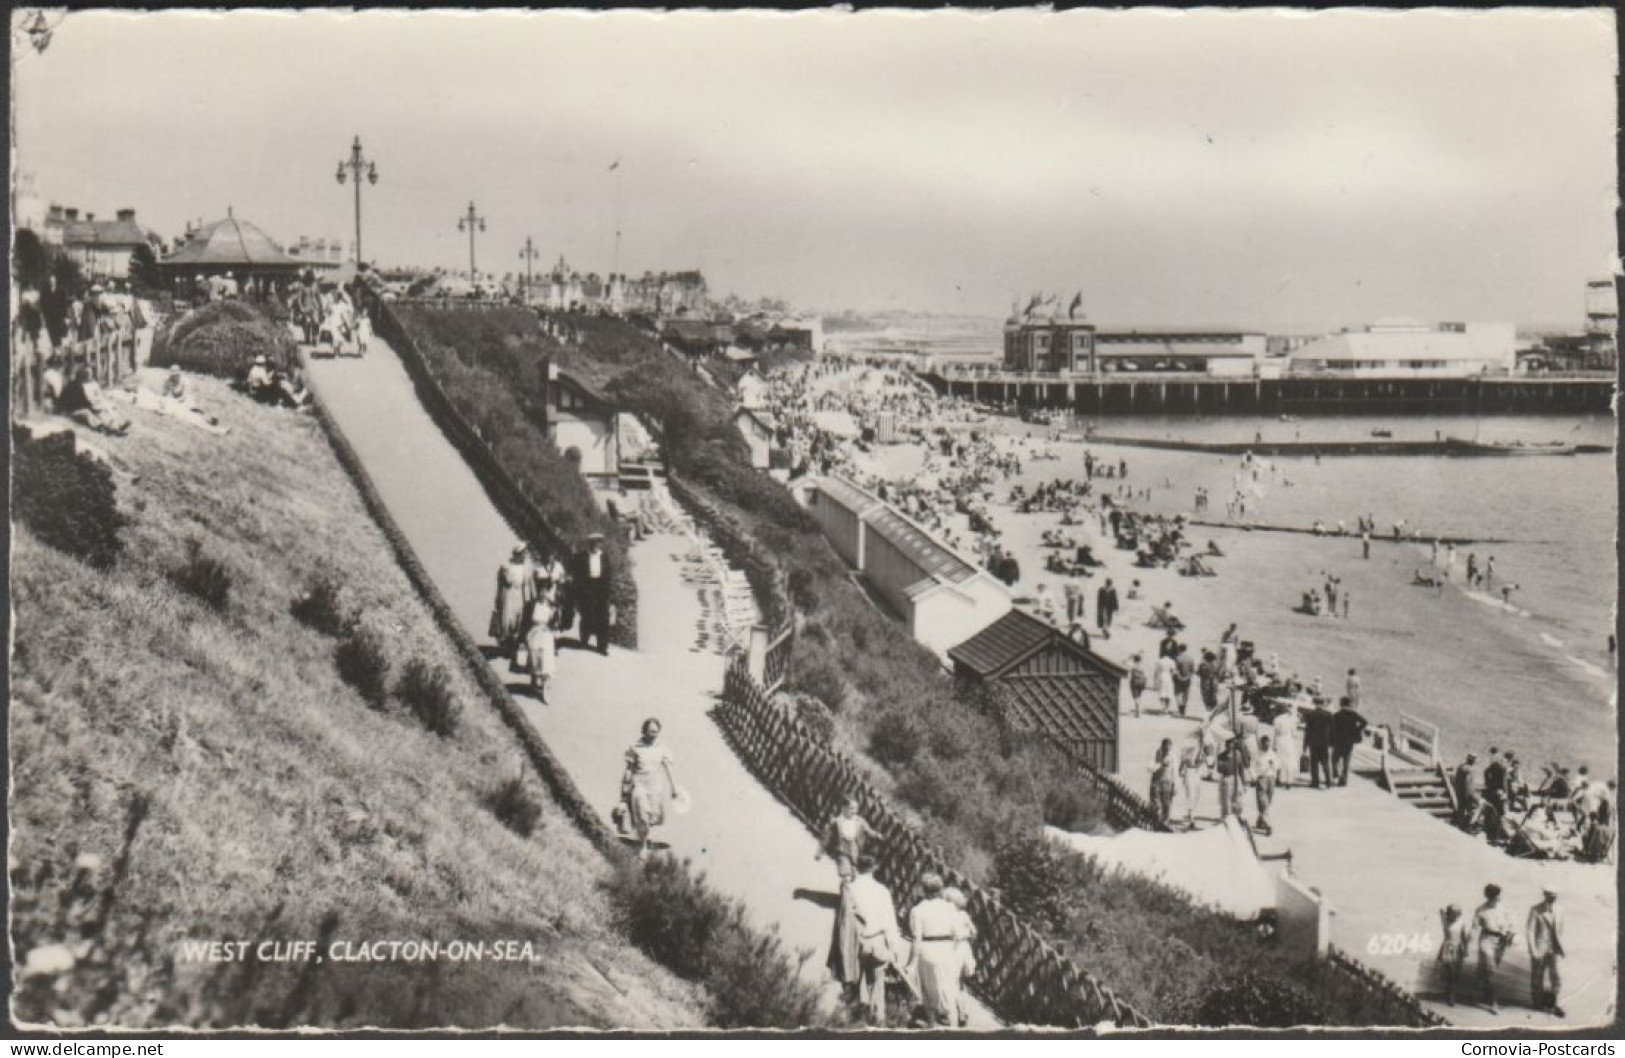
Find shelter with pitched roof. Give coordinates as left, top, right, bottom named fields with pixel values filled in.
left=948, top=609, right=1124, bottom=772
left=160, top=209, right=305, bottom=281
left=799, top=474, right=1011, bottom=657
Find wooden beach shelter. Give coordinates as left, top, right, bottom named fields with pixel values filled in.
left=949, top=609, right=1125, bottom=772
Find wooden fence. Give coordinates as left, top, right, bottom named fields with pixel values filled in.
left=11, top=322, right=146, bottom=420
left=1325, top=947, right=1450, bottom=1027
left=761, top=622, right=794, bottom=694
left=363, top=291, right=638, bottom=647
left=717, top=658, right=1152, bottom=1030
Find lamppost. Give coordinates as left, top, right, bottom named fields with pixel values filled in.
left=334, top=136, right=379, bottom=265
left=457, top=202, right=486, bottom=278
left=518, top=237, right=540, bottom=302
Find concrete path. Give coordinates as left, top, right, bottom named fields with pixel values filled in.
left=306, top=339, right=995, bottom=1028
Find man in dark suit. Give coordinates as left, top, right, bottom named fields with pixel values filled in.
left=1330, top=696, right=1368, bottom=786
left=574, top=532, right=614, bottom=654
left=1303, top=698, right=1336, bottom=789
left=1096, top=578, right=1118, bottom=637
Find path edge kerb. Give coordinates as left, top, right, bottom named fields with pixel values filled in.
left=306, top=383, right=622, bottom=858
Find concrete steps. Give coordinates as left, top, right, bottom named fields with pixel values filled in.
left=1386, top=766, right=1455, bottom=820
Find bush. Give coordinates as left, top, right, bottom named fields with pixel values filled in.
left=395, top=659, right=461, bottom=738
left=991, top=834, right=1069, bottom=935
left=334, top=627, right=390, bottom=708
left=481, top=775, right=544, bottom=838
left=787, top=566, right=820, bottom=614
left=867, top=709, right=925, bottom=768
left=290, top=574, right=351, bottom=637
left=166, top=539, right=231, bottom=612
left=11, top=427, right=126, bottom=570
left=787, top=653, right=847, bottom=714
left=603, top=856, right=824, bottom=1029
left=1197, top=969, right=1331, bottom=1028
left=151, top=301, right=295, bottom=378
left=792, top=695, right=836, bottom=746
left=1042, top=782, right=1103, bottom=834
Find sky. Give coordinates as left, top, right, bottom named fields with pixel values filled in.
left=11, top=8, right=1618, bottom=330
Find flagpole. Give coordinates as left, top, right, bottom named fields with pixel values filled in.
left=613, top=161, right=623, bottom=277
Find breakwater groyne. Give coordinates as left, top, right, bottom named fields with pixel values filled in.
left=925, top=371, right=1614, bottom=416
left=1185, top=519, right=1525, bottom=546
left=1081, top=435, right=1610, bottom=458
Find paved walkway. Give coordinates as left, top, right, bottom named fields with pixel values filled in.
left=306, top=339, right=994, bottom=1027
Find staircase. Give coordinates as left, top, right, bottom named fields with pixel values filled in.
left=618, top=460, right=666, bottom=492
left=1385, top=764, right=1456, bottom=821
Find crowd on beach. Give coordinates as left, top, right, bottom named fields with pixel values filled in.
left=1448, top=750, right=1616, bottom=864
left=744, top=356, right=1613, bottom=858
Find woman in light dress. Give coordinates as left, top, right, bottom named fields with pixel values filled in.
left=489, top=544, right=534, bottom=654
left=518, top=594, right=557, bottom=703
left=621, top=718, right=679, bottom=858
left=942, top=887, right=977, bottom=1027
left=1178, top=730, right=1213, bottom=828
left=1271, top=702, right=1301, bottom=788
left=907, top=873, right=971, bottom=1027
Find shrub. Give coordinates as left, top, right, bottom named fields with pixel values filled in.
left=1197, top=969, right=1331, bottom=1028
left=166, top=539, right=232, bottom=612
left=991, top=834, right=1069, bottom=935
left=481, top=775, right=544, bottom=838
left=792, top=694, right=836, bottom=746
left=334, top=627, right=390, bottom=708
left=603, top=856, right=824, bottom=1029
left=894, top=757, right=963, bottom=825
left=1042, top=782, right=1103, bottom=834
left=151, top=301, right=296, bottom=378
left=867, top=709, right=925, bottom=768
left=290, top=574, right=351, bottom=637
left=787, top=653, right=847, bottom=714
left=787, top=566, right=820, bottom=614
left=11, top=427, right=126, bottom=569
left=395, top=658, right=461, bottom=738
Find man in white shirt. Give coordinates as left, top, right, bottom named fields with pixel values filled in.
left=848, top=854, right=903, bottom=1025
left=1251, top=736, right=1279, bottom=834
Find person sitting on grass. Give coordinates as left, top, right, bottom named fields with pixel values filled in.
left=58, top=364, right=130, bottom=436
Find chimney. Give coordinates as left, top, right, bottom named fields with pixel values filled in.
left=64, top=208, right=79, bottom=221
left=116, top=208, right=135, bottom=223
left=85, top=212, right=95, bottom=222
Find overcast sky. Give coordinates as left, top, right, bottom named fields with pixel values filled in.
left=12, top=8, right=1618, bottom=329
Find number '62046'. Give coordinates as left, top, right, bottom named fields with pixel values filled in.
left=1367, top=933, right=1434, bottom=955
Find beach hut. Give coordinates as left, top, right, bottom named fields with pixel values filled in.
left=948, top=609, right=1124, bottom=772
left=542, top=362, right=621, bottom=479
left=734, top=406, right=780, bottom=470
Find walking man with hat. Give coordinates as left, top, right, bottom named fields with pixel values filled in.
left=573, top=532, right=615, bottom=655
left=1527, top=889, right=1565, bottom=1016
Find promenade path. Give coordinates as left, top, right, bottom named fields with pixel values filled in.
left=306, top=339, right=995, bottom=1028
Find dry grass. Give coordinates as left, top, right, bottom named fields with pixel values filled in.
left=9, top=370, right=703, bottom=1030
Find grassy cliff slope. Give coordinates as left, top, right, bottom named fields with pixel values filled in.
left=9, top=372, right=702, bottom=1030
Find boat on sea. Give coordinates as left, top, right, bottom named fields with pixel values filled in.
left=1370, top=429, right=1393, bottom=439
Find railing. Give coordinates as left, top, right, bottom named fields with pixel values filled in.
left=716, top=658, right=1152, bottom=1029
left=761, top=622, right=794, bottom=694
left=1043, top=735, right=1168, bottom=833
left=664, top=472, right=791, bottom=630
left=362, top=291, right=639, bottom=647
left=1325, top=947, right=1450, bottom=1028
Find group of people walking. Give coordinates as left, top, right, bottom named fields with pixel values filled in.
left=1437, top=884, right=1566, bottom=1016
left=821, top=798, right=978, bottom=1027
left=489, top=534, right=617, bottom=703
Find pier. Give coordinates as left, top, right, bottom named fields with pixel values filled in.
left=924, top=371, right=1615, bottom=416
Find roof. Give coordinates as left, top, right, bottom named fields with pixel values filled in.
left=948, top=608, right=1057, bottom=677
left=551, top=369, right=616, bottom=409
left=162, top=213, right=301, bottom=269
left=948, top=608, right=1127, bottom=680
left=861, top=505, right=977, bottom=585
left=62, top=216, right=149, bottom=249
left=1094, top=339, right=1258, bottom=359
left=663, top=318, right=719, bottom=343
left=1291, top=327, right=1514, bottom=363
left=811, top=475, right=883, bottom=518
left=998, top=672, right=1117, bottom=746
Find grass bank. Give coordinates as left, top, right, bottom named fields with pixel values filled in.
left=8, top=372, right=704, bottom=1030
left=395, top=308, right=1434, bottom=1026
